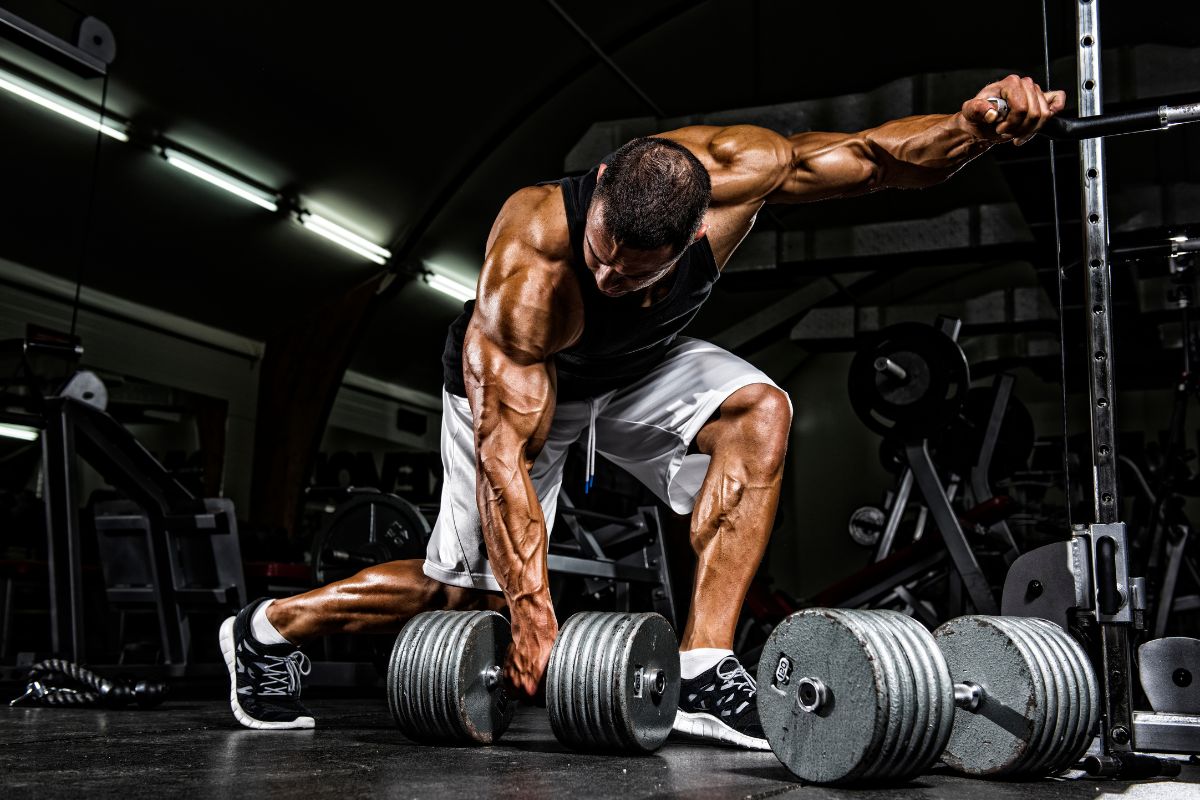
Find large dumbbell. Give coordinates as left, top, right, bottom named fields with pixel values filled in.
left=387, top=609, right=679, bottom=752
left=756, top=608, right=1098, bottom=785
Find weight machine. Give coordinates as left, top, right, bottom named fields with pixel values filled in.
left=1000, top=0, right=1200, bottom=774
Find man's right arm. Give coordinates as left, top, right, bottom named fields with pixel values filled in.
left=462, top=190, right=580, bottom=697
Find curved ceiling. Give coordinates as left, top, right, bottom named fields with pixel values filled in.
left=1, top=0, right=1198, bottom=396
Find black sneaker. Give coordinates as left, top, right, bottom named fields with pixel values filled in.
left=673, top=655, right=770, bottom=750
left=218, top=598, right=315, bottom=730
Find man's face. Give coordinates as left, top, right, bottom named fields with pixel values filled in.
left=582, top=201, right=683, bottom=298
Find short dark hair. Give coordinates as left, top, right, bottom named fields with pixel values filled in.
left=592, top=137, right=712, bottom=254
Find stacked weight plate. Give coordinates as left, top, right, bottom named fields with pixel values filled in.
left=387, top=610, right=514, bottom=744
left=756, top=608, right=954, bottom=784
left=546, top=611, right=680, bottom=753
left=934, top=615, right=1098, bottom=776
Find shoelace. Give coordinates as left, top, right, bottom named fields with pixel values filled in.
left=259, top=651, right=311, bottom=697
left=715, top=658, right=756, bottom=697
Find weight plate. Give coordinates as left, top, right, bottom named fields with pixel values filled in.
left=875, top=611, right=953, bottom=774
left=547, top=612, right=679, bottom=753
left=756, top=609, right=889, bottom=784
left=848, top=506, right=885, bottom=547
left=992, top=617, right=1062, bottom=775
left=387, top=610, right=513, bottom=744
left=844, top=611, right=912, bottom=780
left=848, top=322, right=970, bottom=440
left=314, top=492, right=430, bottom=585
left=1139, top=637, right=1200, bottom=714
left=934, top=615, right=1047, bottom=776
left=1026, top=619, right=1092, bottom=773
left=1033, top=620, right=1098, bottom=767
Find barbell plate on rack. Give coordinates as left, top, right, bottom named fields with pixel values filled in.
left=387, top=610, right=513, bottom=745
left=934, top=615, right=1050, bottom=776
left=756, top=609, right=890, bottom=784
left=847, top=322, right=970, bottom=440
left=1139, top=637, right=1200, bottom=714
left=546, top=611, right=679, bottom=753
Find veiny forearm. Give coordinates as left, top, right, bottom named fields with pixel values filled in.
left=475, top=446, right=552, bottom=610
left=851, top=112, right=993, bottom=189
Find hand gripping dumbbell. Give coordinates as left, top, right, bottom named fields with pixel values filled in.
left=756, top=608, right=1099, bottom=785
left=387, top=609, right=679, bottom=752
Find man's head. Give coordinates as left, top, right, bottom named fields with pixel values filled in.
left=583, top=137, right=711, bottom=297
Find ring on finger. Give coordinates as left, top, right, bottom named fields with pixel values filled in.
left=986, top=96, right=1010, bottom=121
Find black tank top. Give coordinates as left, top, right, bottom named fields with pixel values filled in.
left=442, top=164, right=720, bottom=401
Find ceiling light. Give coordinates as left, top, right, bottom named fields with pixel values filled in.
left=163, top=149, right=279, bottom=211
left=299, top=213, right=390, bottom=264
left=0, top=423, right=40, bottom=441
left=0, top=69, right=127, bottom=142
left=1170, top=235, right=1189, bottom=243
left=424, top=272, right=476, bottom=302
left=163, top=149, right=279, bottom=212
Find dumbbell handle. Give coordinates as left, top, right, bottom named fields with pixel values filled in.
left=794, top=677, right=984, bottom=714
left=953, top=681, right=984, bottom=711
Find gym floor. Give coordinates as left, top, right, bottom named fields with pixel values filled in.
left=2, top=699, right=1195, bottom=799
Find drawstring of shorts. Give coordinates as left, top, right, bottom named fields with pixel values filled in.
left=585, top=398, right=597, bottom=494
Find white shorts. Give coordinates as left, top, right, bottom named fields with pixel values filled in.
left=423, top=337, right=790, bottom=591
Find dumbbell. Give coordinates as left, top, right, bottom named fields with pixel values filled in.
left=756, top=608, right=1098, bottom=785
left=387, top=609, right=679, bottom=752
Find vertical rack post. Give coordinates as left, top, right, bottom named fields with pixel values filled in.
left=1075, top=0, right=1135, bottom=753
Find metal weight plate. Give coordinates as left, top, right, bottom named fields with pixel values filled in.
left=874, top=611, right=954, bottom=774
left=843, top=611, right=913, bottom=780
left=991, top=617, right=1063, bottom=775
left=934, top=615, right=1049, bottom=776
left=387, top=610, right=513, bottom=745
left=756, top=609, right=890, bottom=784
left=848, top=322, right=970, bottom=440
left=314, top=492, right=430, bottom=585
left=547, top=611, right=679, bottom=753
left=848, top=506, right=885, bottom=547
left=1139, top=637, right=1200, bottom=714
left=1026, top=619, right=1097, bottom=772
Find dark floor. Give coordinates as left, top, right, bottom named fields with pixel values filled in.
left=1, top=699, right=1196, bottom=799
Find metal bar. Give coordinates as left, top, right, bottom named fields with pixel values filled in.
left=41, top=399, right=84, bottom=661
left=874, top=468, right=913, bottom=562
left=1040, top=98, right=1200, bottom=140
left=541, top=0, right=665, bottom=117
left=1076, top=0, right=1135, bottom=755
left=905, top=441, right=998, bottom=613
left=546, top=554, right=659, bottom=583
left=971, top=374, right=1021, bottom=563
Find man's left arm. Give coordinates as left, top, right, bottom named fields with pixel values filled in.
left=775, top=74, right=1066, bottom=202
left=667, top=74, right=1066, bottom=206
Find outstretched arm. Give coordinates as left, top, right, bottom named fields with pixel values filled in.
left=664, top=74, right=1066, bottom=206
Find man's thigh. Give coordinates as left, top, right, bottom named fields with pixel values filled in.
left=595, top=338, right=790, bottom=513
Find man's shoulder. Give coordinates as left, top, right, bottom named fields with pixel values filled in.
left=499, top=184, right=571, bottom=260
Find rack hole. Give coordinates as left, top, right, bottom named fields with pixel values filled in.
left=1084, top=79, right=1096, bottom=91
left=1098, top=397, right=1109, bottom=408
left=1093, top=304, right=1104, bottom=314
left=1091, top=259, right=1103, bottom=268
left=1095, top=351, right=1106, bottom=361
left=1089, top=213, right=1100, bottom=224
left=1081, top=35, right=1094, bottom=46
left=1099, top=445, right=1111, bottom=456
left=1087, top=167, right=1098, bottom=179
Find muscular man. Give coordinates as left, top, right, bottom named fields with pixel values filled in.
left=220, top=75, right=1065, bottom=746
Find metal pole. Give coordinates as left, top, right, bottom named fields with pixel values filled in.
left=1076, top=0, right=1135, bottom=753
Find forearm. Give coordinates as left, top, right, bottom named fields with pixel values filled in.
left=475, top=454, right=553, bottom=614
left=855, top=112, right=994, bottom=189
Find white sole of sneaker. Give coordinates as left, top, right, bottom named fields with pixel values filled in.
left=672, top=709, right=771, bottom=751
left=218, top=616, right=315, bottom=731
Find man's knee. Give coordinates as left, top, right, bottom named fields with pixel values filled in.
left=723, top=383, right=792, bottom=472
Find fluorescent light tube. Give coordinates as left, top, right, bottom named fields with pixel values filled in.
left=302, top=213, right=391, bottom=261
left=163, top=149, right=279, bottom=211
left=0, top=69, right=127, bottom=142
left=1170, top=235, right=1189, bottom=243
left=0, top=423, right=40, bottom=441
left=425, top=272, right=475, bottom=302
